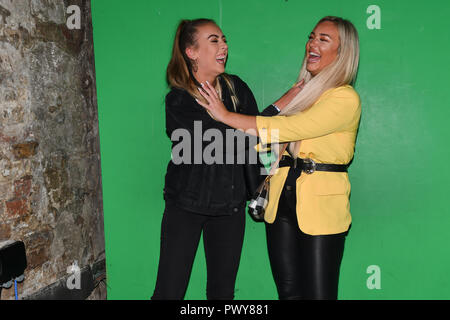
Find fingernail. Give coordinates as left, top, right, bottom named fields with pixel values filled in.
left=201, top=83, right=204, bottom=86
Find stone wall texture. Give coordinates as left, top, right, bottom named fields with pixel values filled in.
left=0, top=0, right=106, bottom=299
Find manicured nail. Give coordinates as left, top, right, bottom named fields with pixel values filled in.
left=201, top=83, right=204, bottom=86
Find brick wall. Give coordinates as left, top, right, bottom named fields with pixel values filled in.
left=0, top=0, right=106, bottom=299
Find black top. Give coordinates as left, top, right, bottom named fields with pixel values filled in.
left=163, top=74, right=279, bottom=216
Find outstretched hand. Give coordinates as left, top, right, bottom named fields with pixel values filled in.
left=196, top=81, right=229, bottom=122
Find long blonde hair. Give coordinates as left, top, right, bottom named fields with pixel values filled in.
left=280, top=16, right=360, bottom=156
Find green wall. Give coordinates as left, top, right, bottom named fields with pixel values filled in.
left=91, top=0, right=450, bottom=300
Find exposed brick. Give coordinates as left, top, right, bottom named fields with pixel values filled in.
left=43, top=167, right=61, bottom=190
left=14, top=175, right=32, bottom=198
left=27, top=247, right=49, bottom=270
left=0, top=222, right=11, bottom=239
left=5, top=197, right=30, bottom=218
left=12, top=141, right=39, bottom=159
left=0, top=131, right=17, bottom=144
left=0, top=0, right=105, bottom=299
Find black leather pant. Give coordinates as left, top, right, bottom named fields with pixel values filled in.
left=265, top=167, right=347, bottom=300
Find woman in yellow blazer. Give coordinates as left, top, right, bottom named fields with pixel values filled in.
left=197, top=16, right=361, bottom=300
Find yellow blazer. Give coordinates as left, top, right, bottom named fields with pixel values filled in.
left=256, top=85, right=361, bottom=235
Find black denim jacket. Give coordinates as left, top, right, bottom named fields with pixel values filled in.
left=163, top=74, right=278, bottom=216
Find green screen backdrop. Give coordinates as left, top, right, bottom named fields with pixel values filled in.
left=91, top=0, right=450, bottom=300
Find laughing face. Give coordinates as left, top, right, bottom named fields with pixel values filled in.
left=185, top=23, right=228, bottom=80
left=306, top=21, right=340, bottom=77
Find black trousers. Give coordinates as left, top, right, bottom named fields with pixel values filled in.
left=151, top=201, right=245, bottom=300
left=265, top=167, right=347, bottom=300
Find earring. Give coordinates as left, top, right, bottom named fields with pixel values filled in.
left=191, top=59, right=198, bottom=73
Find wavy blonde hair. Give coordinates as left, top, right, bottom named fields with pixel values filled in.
left=280, top=16, right=360, bottom=156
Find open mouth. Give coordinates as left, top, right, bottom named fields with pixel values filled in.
left=308, top=52, right=321, bottom=63
left=216, top=55, right=227, bottom=65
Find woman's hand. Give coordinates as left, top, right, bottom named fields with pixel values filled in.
left=273, top=79, right=305, bottom=111
left=196, top=81, right=258, bottom=133
left=196, top=81, right=230, bottom=122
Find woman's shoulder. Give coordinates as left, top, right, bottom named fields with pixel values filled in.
left=331, top=85, right=359, bottom=98
left=165, top=86, right=192, bottom=107
left=222, top=73, right=254, bottom=97
left=224, top=73, right=249, bottom=88
left=323, top=85, right=360, bottom=105
left=224, top=73, right=243, bottom=82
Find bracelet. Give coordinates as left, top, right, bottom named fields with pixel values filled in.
left=271, top=104, right=281, bottom=112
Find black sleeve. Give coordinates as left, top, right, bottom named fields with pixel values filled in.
left=231, top=76, right=269, bottom=199
left=260, top=104, right=280, bottom=116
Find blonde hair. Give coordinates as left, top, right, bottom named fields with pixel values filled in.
left=279, top=16, right=360, bottom=156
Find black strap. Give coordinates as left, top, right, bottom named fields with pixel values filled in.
left=279, top=156, right=348, bottom=173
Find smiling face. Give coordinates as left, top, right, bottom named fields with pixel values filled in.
left=306, top=21, right=340, bottom=77
left=185, top=23, right=228, bottom=80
